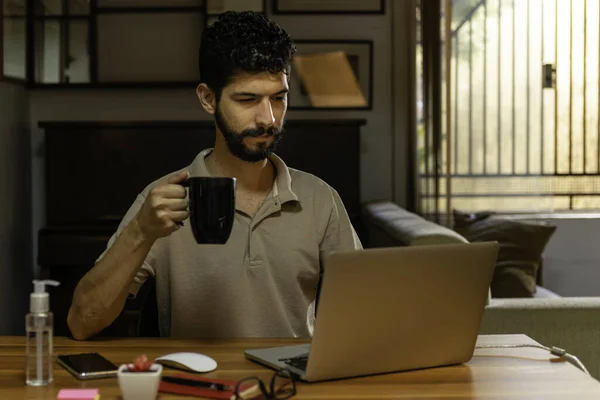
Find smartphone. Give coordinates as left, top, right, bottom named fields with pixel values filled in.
left=56, top=352, right=119, bottom=380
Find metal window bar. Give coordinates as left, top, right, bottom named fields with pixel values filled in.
left=541, top=0, right=544, bottom=175
left=445, top=0, right=453, bottom=222
left=424, top=38, right=430, bottom=211
left=425, top=193, right=600, bottom=198
left=569, top=0, right=573, bottom=174
left=526, top=0, right=530, bottom=174
left=454, top=34, right=459, bottom=174
left=469, top=18, right=473, bottom=174
left=427, top=172, right=600, bottom=178
left=432, top=0, right=442, bottom=221
left=511, top=0, right=516, bottom=174
left=583, top=0, right=587, bottom=173
left=554, top=0, right=558, bottom=173
left=497, top=0, right=501, bottom=173
left=483, top=0, right=487, bottom=174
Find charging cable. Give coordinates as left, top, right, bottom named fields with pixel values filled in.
left=475, top=344, right=590, bottom=376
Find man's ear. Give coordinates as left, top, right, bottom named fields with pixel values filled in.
left=196, top=83, right=217, bottom=115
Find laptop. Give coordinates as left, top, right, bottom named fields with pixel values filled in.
left=244, top=241, right=499, bottom=382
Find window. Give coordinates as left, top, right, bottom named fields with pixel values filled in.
left=418, top=0, right=600, bottom=215
left=2, top=0, right=27, bottom=81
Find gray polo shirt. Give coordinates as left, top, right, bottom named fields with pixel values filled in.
left=98, top=148, right=362, bottom=338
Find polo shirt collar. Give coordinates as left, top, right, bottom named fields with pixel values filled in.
left=269, top=152, right=299, bottom=204
left=189, top=148, right=299, bottom=205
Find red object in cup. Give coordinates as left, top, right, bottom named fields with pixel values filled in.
left=128, top=354, right=154, bottom=372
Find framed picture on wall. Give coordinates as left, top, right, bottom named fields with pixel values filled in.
left=205, top=0, right=267, bottom=28
left=273, top=0, right=384, bottom=15
left=206, top=0, right=266, bottom=15
left=288, top=39, right=373, bottom=110
left=96, top=0, right=203, bottom=8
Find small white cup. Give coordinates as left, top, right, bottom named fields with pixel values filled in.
left=117, top=363, right=162, bottom=400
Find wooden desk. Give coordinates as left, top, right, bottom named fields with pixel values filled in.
left=1, top=334, right=598, bottom=399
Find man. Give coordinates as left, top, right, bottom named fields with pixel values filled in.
left=67, top=11, right=362, bottom=340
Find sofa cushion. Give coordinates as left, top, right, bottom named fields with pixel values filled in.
left=453, top=210, right=557, bottom=298
left=363, top=201, right=468, bottom=246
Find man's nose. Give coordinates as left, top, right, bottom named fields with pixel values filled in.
left=256, top=98, right=275, bottom=128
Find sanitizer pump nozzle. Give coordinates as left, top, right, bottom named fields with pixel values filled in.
left=30, top=280, right=60, bottom=313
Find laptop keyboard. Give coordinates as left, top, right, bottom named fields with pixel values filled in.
left=278, top=354, right=308, bottom=371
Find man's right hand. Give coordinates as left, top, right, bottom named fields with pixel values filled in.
left=134, top=170, right=190, bottom=241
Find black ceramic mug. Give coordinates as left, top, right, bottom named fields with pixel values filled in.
left=180, top=177, right=236, bottom=244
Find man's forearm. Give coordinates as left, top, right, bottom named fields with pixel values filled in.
left=67, top=218, right=155, bottom=340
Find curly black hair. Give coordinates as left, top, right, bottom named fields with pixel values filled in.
left=199, top=11, right=296, bottom=100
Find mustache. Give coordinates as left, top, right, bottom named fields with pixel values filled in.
left=241, top=126, right=284, bottom=138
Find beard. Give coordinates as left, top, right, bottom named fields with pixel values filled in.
left=214, top=106, right=285, bottom=163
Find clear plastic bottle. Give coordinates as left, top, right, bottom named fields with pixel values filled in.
left=25, top=280, right=60, bottom=387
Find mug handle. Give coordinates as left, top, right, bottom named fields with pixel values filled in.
left=176, top=178, right=190, bottom=226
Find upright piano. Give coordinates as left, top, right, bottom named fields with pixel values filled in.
left=37, top=119, right=366, bottom=337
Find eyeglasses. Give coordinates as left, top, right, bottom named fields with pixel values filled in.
left=234, top=369, right=297, bottom=400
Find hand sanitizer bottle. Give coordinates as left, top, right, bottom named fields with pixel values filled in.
left=25, top=279, right=60, bottom=386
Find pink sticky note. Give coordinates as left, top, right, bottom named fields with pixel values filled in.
left=57, top=388, right=99, bottom=400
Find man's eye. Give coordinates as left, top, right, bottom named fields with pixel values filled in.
left=238, top=98, right=254, bottom=102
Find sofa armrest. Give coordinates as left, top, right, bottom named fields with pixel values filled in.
left=481, top=298, right=600, bottom=379
left=362, top=201, right=467, bottom=247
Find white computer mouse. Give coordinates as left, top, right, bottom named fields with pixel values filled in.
left=154, top=352, right=218, bottom=373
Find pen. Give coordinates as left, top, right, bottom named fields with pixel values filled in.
left=161, top=376, right=233, bottom=392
